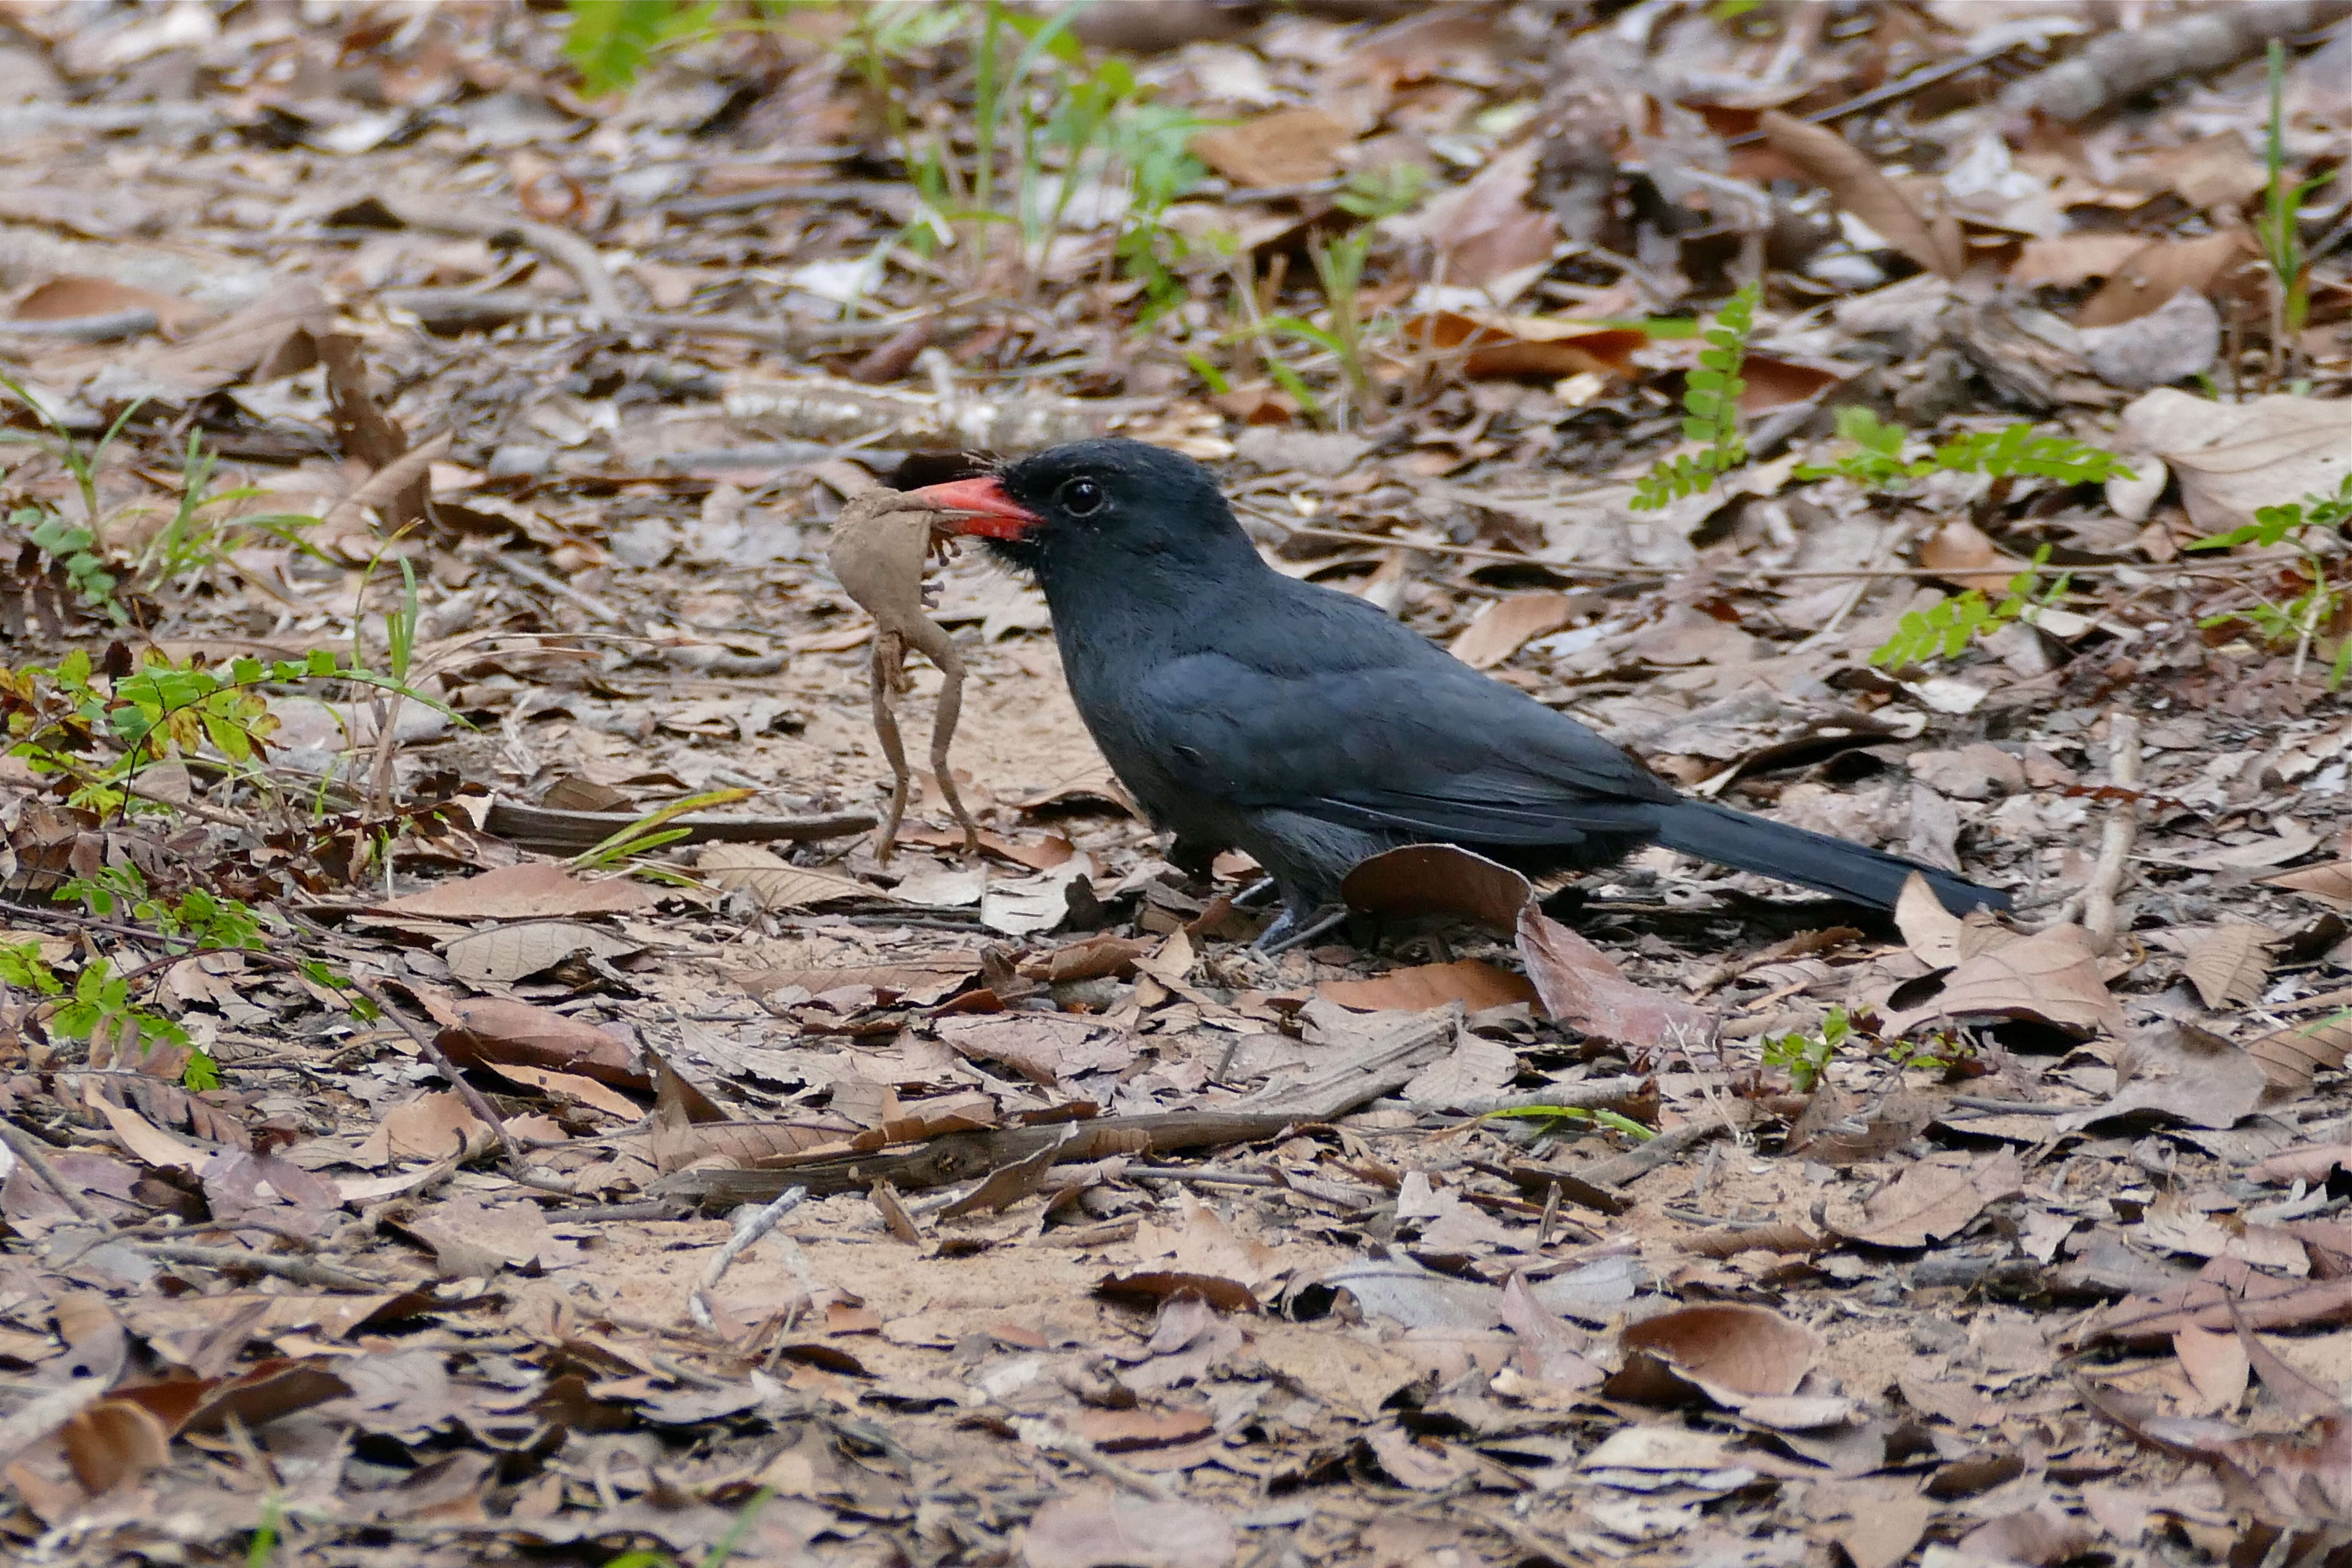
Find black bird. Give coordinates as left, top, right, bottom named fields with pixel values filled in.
left=906, top=439, right=2009, bottom=946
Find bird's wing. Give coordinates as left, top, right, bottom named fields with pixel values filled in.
left=1133, top=652, right=1676, bottom=844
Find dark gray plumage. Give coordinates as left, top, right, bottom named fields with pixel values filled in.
left=914, top=439, right=2008, bottom=943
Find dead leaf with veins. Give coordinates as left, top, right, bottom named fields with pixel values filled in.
left=826, top=488, right=981, bottom=862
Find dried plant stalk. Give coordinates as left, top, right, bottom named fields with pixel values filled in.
left=826, top=489, right=982, bottom=861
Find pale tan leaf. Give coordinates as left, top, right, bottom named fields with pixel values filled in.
left=1447, top=592, right=1577, bottom=669
left=2077, top=232, right=2260, bottom=328
left=2120, top=390, right=2352, bottom=534
left=379, top=861, right=656, bottom=919
left=698, top=843, right=890, bottom=910
left=2180, top=925, right=2272, bottom=1009
left=2259, top=858, right=2352, bottom=909
left=1188, top=107, right=1352, bottom=187
left=443, top=919, right=638, bottom=986
left=1882, top=924, right=2123, bottom=1039
left=2245, top=1010, right=2352, bottom=1099
left=1822, top=1149, right=2022, bottom=1247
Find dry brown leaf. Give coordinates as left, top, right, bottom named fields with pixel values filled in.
left=1761, top=111, right=1963, bottom=279
left=2011, top=233, right=2163, bottom=288
left=1317, top=958, right=1537, bottom=1014
left=826, top=488, right=980, bottom=860
left=1340, top=843, right=1532, bottom=929
left=1822, top=1149, right=2023, bottom=1247
left=444, top=920, right=638, bottom=986
left=2245, top=1011, right=2352, bottom=1099
left=431, top=996, right=645, bottom=1088
left=96, top=1101, right=203, bottom=1172
left=2064, top=1023, right=2272, bottom=1131
left=1738, top=355, right=1846, bottom=413
left=379, top=861, right=657, bottom=919
left=58, top=1400, right=169, bottom=1494
left=1188, top=107, right=1352, bottom=187
left=2260, top=859, right=2352, bottom=909
left=1020, top=1490, right=1235, bottom=1568
left=2077, top=232, right=2261, bottom=328
left=1956, top=1504, right=2094, bottom=1568
left=2247, top=1142, right=2352, bottom=1185
left=371, top=1091, right=497, bottom=1164
left=932, top=1013, right=1141, bottom=1086
left=1386, top=141, right=1558, bottom=294
left=2087, top=1261, right=2352, bottom=1343
left=1017, top=934, right=1149, bottom=983
left=698, top=843, right=887, bottom=910
left=1399, top=310, right=1644, bottom=380
left=2180, top=925, right=2272, bottom=1010
left=1516, top=906, right=1712, bottom=1052
left=14, top=275, right=202, bottom=332
left=1882, top=924, right=2123, bottom=1039
left=1614, top=1303, right=1820, bottom=1408
left=1918, top=518, right=2015, bottom=594
left=1447, top=592, right=1577, bottom=669
left=2138, top=1196, right=2309, bottom=1276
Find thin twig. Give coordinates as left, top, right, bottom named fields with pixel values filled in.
left=334, top=970, right=528, bottom=1176
left=487, top=552, right=632, bottom=628
left=135, top=1241, right=391, bottom=1292
left=0, top=1120, right=114, bottom=1230
left=688, top=1185, right=808, bottom=1333
left=2062, top=711, right=2141, bottom=950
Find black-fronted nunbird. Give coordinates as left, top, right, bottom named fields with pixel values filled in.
left=903, top=438, right=2009, bottom=948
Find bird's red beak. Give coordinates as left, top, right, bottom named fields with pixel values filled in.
left=910, top=477, right=1043, bottom=541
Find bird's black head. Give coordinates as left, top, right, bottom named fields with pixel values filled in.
left=907, top=438, right=1251, bottom=580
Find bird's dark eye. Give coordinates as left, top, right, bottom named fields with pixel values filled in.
left=1058, top=477, right=1106, bottom=517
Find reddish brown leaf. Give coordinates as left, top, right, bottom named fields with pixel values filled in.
left=1515, top=906, right=1712, bottom=1050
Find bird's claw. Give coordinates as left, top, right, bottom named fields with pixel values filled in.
left=1253, top=904, right=1350, bottom=956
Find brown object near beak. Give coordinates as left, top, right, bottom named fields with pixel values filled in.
left=825, top=490, right=983, bottom=862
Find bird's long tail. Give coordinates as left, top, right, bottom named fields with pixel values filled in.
left=1651, top=799, right=2007, bottom=915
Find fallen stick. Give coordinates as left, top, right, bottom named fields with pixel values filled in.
left=649, top=1009, right=1458, bottom=1206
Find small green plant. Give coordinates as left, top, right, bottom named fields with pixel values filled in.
left=1796, top=407, right=2136, bottom=493
left=1484, top=1105, right=1654, bottom=1139
left=18, top=511, right=123, bottom=621
left=1869, top=545, right=2073, bottom=668
left=2186, top=472, right=2352, bottom=686
left=573, top=786, right=753, bottom=876
left=1761, top=1006, right=1851, bottom=1093
left=1631, top=281, right=1760, bottom=511
left=0, top=937, right=204, bottom=1087
left=59, top=864, right=269, bottom=951
left=2256, top=40, right=2337, bottom=378
left=0, top=645, right=450, bottom=815
left=1887, top=1030, right=1979, bottom=1075
left=561, top=0, right=718, bottom=96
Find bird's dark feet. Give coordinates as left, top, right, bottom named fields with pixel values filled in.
left=1253, top=904, right=1351, bottom=955
left=1231, top=877, right=1278, bottom=909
